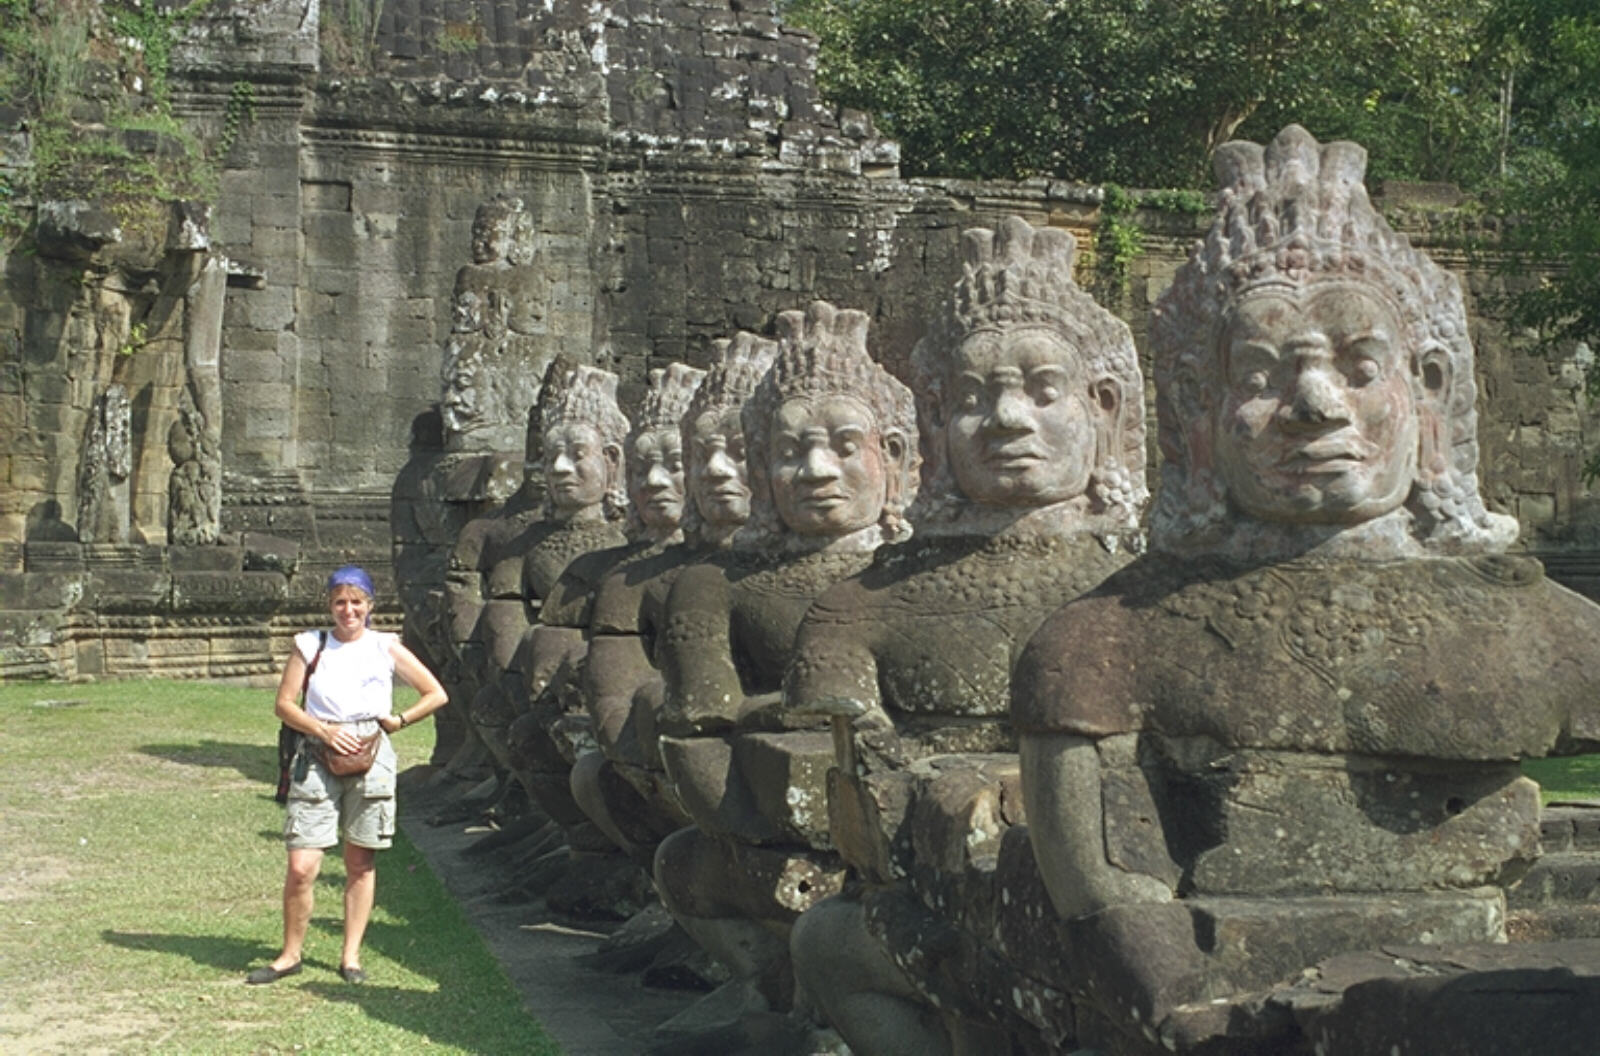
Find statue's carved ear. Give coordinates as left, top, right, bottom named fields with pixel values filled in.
left=881, top=429, right=909, bottom=469
left=1089, top=376, right=1123, bottom=469
left=1414, top=342, right=1453, bottom=480
left=604, top=441, right=624, bottom=480
left=881, top=429, right=911, bottom=501
left=1415, top=342, right=1452, bottom=401
left=1089, top=376, right=1122, bottom=419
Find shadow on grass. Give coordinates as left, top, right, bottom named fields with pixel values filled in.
left=305, top=911, right=557, bottom=1053
left=101, top=924, right=554, bottom=1054
left=302, top=981, right=550, bottom=1056
left=102, top=929, right=283, bottom=973
left=138, top=740, right=279, bottom=785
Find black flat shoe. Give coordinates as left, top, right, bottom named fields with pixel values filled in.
left=245, top=961, right=302, bottom=985
left=339, top=965, right=367, bottom=984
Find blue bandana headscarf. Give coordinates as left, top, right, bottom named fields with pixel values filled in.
left=327, top=566, right=376, bottom=624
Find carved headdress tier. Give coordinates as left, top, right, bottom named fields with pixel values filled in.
left=634, top=363, right=707, bottom=435
left=691, top=331, right=780, bottom=421
left=1149, top=124, right=1515, bottom=554
left=947, top=217, right=1126, bottom=356
left=911, top=216, right=1148, bottom=529
left=757, top=301, right=918, bottom=447
left=744, top=300, right=920, bottom=543
left=536, top=360, right=630, bottom=448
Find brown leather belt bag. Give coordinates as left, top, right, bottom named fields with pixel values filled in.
left=317, top=732, right=381, bottom=777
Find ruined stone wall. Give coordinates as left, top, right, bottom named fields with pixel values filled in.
left=2, top=0, right=1597, bottom=679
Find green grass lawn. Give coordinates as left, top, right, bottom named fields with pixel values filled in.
left=0, top=679, right=559, bottom=1055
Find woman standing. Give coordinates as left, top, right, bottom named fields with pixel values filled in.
left=247, top=566, right=447, bottom=985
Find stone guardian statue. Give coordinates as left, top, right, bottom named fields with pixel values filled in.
left=785, top=216, right=1148, bottom=1054
left=1012, top=125, right=1600, bottom=1053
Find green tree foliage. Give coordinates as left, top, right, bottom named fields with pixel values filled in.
left=783, top=0, right=1509, bottom=189
left=1487, top=0, right=1600, bottom=405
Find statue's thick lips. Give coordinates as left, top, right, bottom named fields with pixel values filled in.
left=1279, top=441, right=1368, bottom=472
left=986, top=447, right=1045, bottom=469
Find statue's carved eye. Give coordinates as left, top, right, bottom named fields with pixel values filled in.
left=1242, top=370, right=1269, bottom=394
left=1350, top=358, right=1381, bottom=385
left=1037, top=384, right=1060, bottom=403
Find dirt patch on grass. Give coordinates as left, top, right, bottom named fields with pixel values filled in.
left=0, top=993, right=161, bottom=1055
left=0, top=854, right=73, bottom=902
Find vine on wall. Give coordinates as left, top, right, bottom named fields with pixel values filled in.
left=1091, top=185, right=1212, bottom=297
left=0, top=0, right=240, bottom=244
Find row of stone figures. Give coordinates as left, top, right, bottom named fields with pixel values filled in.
left=422, top=127, right=1600, bottom=1056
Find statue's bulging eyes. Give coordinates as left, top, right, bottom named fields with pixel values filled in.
left=1350, top=359, right=1381, bottom=385
left=1242, top=371, right=1269, bottom=395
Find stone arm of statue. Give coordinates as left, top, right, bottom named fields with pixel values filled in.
left=1013, top=619, right=1175, bottom=922
left=1017, top=733, right=1174, bottom=921
left=442, top=520, right=492, bottom=657
left=782, top=601, right=885, bottom=725
left=656, top=562, right=746, bottom=737
left=521, top=623, right=587, bottom=705
left=584, top=632, right=655, bottom=756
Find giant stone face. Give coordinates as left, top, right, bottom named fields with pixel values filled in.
left=947, top=327, right=1098, bottom=508
left=629, top=425, right=686, bottom=534
left=1214, top=282, right=1420, bottom=526
left=687, top=406, right=751, bottom=529
left=769, top=395, right=889, bottom=538
left=543, top=423, right=611, bottom=514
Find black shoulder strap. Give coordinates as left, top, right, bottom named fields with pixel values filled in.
left=299, top=630, right=328, bottom=706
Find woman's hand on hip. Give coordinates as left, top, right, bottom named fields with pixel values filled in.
left=323, top=724, right=367, bottom=755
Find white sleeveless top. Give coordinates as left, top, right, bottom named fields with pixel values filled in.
left=294, top=629, right=398, bottom=723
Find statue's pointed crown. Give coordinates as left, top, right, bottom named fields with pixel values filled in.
left=534, top=358, right=629, bottom=449
left=938, top=216, right=1126, bottom=355
left=768, top=300, right=881, bottom=405
left=635, top=362, right=706, bottom=434
left=688, top=331, right=778, bottom=421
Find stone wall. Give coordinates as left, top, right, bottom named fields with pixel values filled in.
left=1, top=0, right=1596, bottom=679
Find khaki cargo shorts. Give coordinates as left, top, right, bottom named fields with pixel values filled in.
left=283, top=722, right=398, bottom=851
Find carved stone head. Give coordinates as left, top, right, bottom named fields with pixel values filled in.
left=626, top=362, right=705, bottom=539
left=469, top=194, right=535, bottom=266
left=1149, top=125, right=1515, bottom=556
left=911, top=216, right=1146, bottom=532
left=533, top=359, right=629, bottom=521
left=680, top=332, right=778, bottom=547
left=440, top=337, right=543, bottom=454
left=743, top=301, right=919, bottom=549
